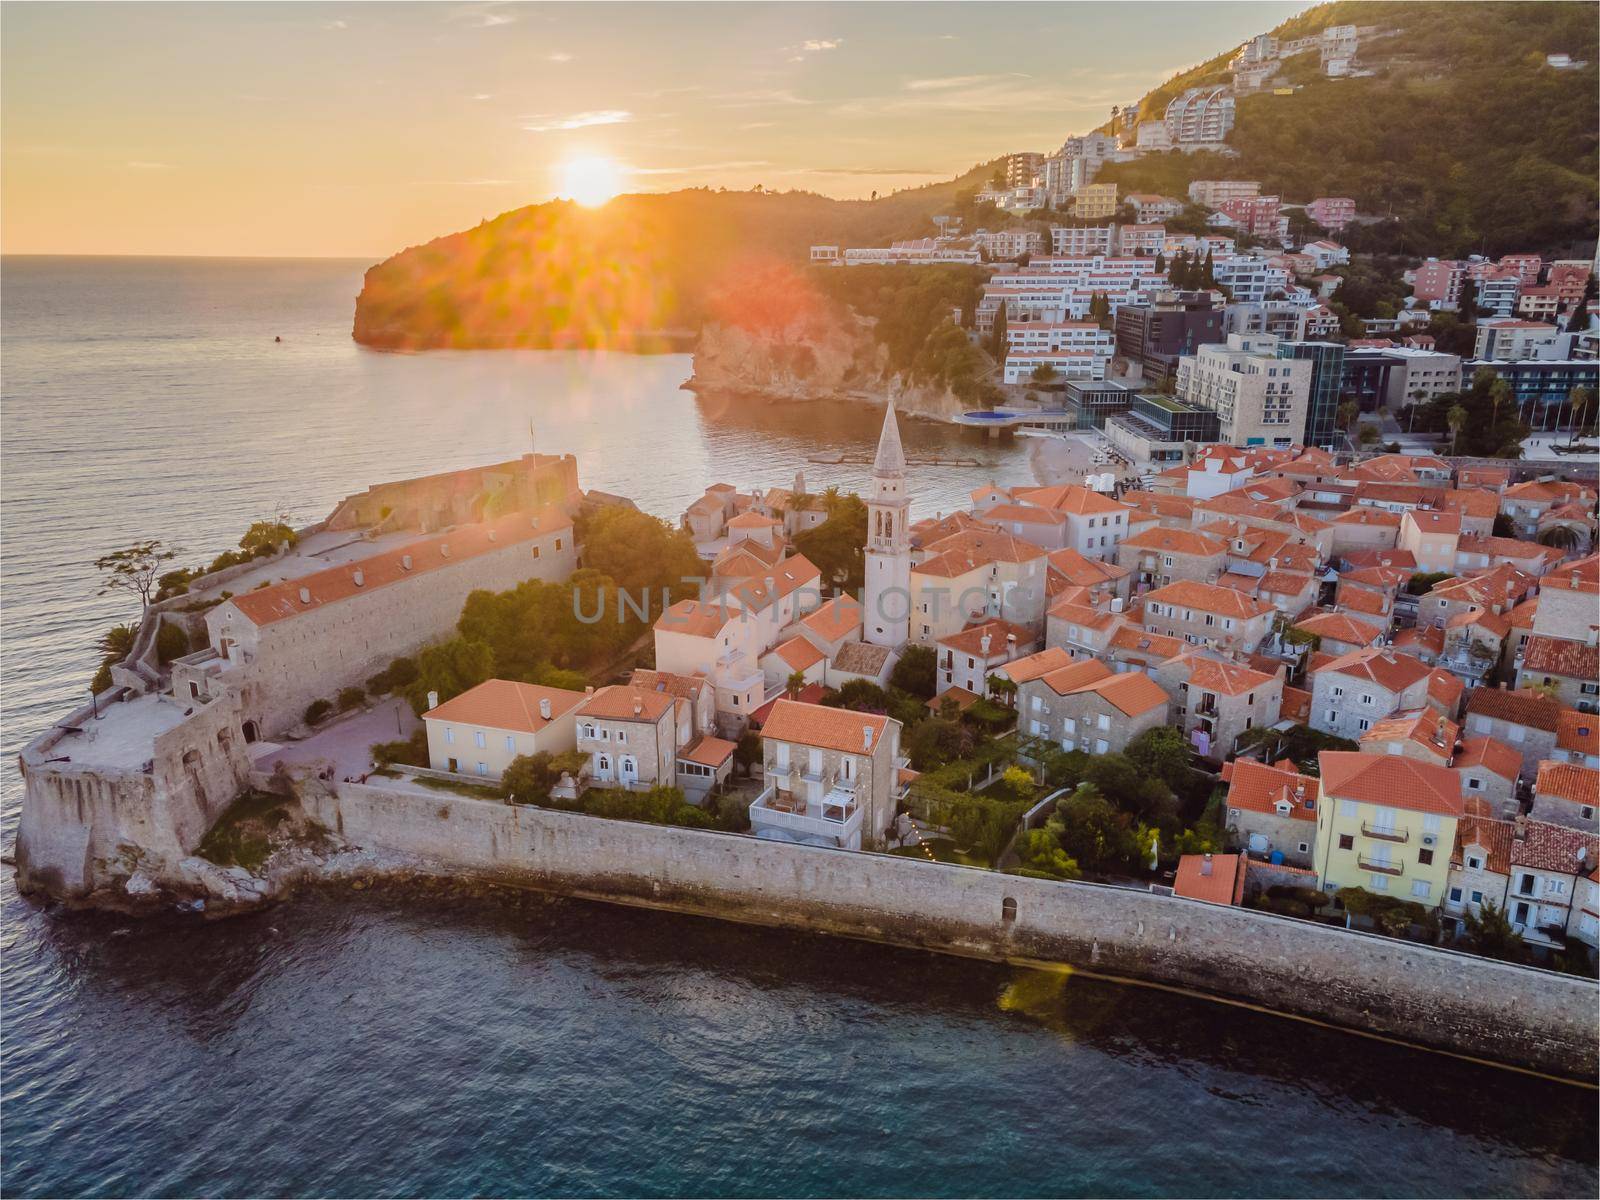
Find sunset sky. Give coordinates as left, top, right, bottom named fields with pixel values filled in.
left=2, top=1, right=1303, bottom=258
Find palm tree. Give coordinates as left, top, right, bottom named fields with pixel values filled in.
left=785, top=670, right=807, bottom=699
left=97, top=623, right=138, bottom=660
left=1537, top=524, right=1582, bottom=551
left=1447, top=404, right=1469, bottom=456
left=1568, top=386, right=1594, bottom=447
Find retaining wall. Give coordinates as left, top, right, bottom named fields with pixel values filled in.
left=300, top=778, right=1599, bottom=1079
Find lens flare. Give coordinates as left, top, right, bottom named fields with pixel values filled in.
left=558, top=156, right=625, bottom=207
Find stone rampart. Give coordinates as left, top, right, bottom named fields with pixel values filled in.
left=300, top=778, right=1598, bottom=1079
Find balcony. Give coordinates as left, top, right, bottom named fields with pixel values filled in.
left=749, top=783, right=863, bottom=847
left=1360, top=822, right=1409, bottom=844
left=1357, top=855, right=1404, bottom=876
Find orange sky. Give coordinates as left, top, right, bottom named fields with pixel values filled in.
left=1, top=1, right=1303, bottom=258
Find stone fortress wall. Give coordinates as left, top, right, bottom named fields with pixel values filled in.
left=303, top=776, right=1597, bottom=1080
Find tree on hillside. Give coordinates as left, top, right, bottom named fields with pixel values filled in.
left=889, top=643, right=936, bottom=699
left=95, top=540, right=181, bottom=612
left=1447, top=403, right=1469, bottom=455
left=1031, top=363, right=1060, bottom=386
left=990, top=301, right=1009, bottom=361
left=1457, top=277, right=1479, bottom=322
left=405, top=636, right=494, bottom=714
left=795, top=490, right=868, bottom=592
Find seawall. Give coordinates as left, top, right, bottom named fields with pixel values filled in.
left=299, top=777, right=1599, bottom=1080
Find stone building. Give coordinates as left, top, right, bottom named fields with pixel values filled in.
left=751, top=699, right=903, bottom=851
left=202, top=508, right=576, bottom=739
left=1462, top=688, right=1563, bottom=780
left=1221, top=758, right=1320, bottom=867
left=1154, top=653, right=1284, bottom=761
left=1018, top=659, right=1169, bottom=755
left=575, top=685, right=687, bottom=791
left=1530, top=762, right=1599, bottom=832
left=325, top=452, right=581, bottom=533
left=1140, top=580, right=1276, bottom=653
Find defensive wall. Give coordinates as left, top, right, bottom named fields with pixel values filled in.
left=297, top=776, right=1599, bottom=1080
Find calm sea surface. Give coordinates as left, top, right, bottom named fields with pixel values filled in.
left=1, top=257, right=1594, bottom=1198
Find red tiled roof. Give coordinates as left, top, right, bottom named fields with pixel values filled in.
left=1464, top=688, right=1563, bottom=732
left=578, top=685, right=678, bottom=724
left=1558, top=710, right=1599, bottom=758
left=1120, top=526, right=1228, bottom=557
left=761, top=699, right=892, bottom=754
left=423, top=679, right=587, bottom=734
left=1521, top=635, right=1600, bottom=680
left=1509, top=818, right=1598, bottom=875
left=800, top=595, right=863, bottom=643
left=230, top=508, right=572, bottom=626
left=1359, top=707, right=1457, bottom=758
left=1318, top=751, right=1464, bottom=816
left=680, top=735, right=737, bottom=768
left=1281, top=685, right=1312, bottom=722
left=1143, top=580, right=1273, bottom=620
left=997, top=647, right=1074, bottom=684
left=1223, top=758, right=1318, bottom=821
left=1314, top=646, right=1431, bottom=692
left=768, top=636, right=826, bottom=673
left=1535, top=762, right=1600, bottom=809
left=1294, top=611, right=1384, bottom=646
left=937, top=618, right=1037, bottom=658
left=748, top=683, right=826, bottom=726
left=1453, top=735, right=1521, bottom=780
left=1174, top=853, right=1245, bottom=906
left=1452, top=815, right=1514, bottom=874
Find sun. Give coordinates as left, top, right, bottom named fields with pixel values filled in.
left=557, top=155, right=625, bottom=207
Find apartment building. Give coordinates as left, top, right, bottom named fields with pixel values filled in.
left=1049, top=224, right=1116, bottom=256
left=1071, top=183, right=1120, bottom=220
left=1462, top=688, right=1564, bottom=780
left=1306, top=197, right=1356, bottom=231
left=1314, top=751, right=1465, bottom=910
left=1115, top=525, right=1229, bottom=589
left=1222, top=757, right=1320, bottom=866
left=1530, top=762, right=1599, bottom=831
left=1187, top=180, right=1260, bottom=208
left=751, top=700, right=902, bottom=851
left=936, top=618, right=1040, bottom=697
left=1309, top=647, right=1462, bottom=741
left=423, top=679, right=586, bottom=781
left=1175, top=334, right=1312, bottom=447
left=1164, top=88, right=1235, bottom=145
left=1018, top=658, right=1169, bottom=754
left=1141, top=580, right=1276, bottom=651
left=575, top=684, right=687, bottom=791
left=1474, top=320, right=1562, bottom=361
left=1155, top=652, right=1284, bottom=759
left=1113, top=291, right=1225, bottom=384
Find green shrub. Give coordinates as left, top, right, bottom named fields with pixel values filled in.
left=367, top=656, right=419, bottom=695
left=304, top=698, right=333, bottom=726
left=155, top=622, right=190, bottom=665
left=91, top=661, right=114, bottom=694
left=372, top=730, right=428, bottom=768
left=336, top=685, right=367, bottom=712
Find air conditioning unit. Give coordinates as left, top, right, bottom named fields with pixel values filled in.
left=1421, top=834, right=1437, bottom=847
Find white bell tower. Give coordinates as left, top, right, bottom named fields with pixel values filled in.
left=864, top=403, right=911, bottom=647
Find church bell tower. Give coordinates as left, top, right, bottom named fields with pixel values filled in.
left=863, top=403, right=911, bottom=647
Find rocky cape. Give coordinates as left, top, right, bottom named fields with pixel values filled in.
left=685, top=312, right=970, bottom=424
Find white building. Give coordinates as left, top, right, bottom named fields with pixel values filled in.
left=863, top=403, right=912, bottom=647
left=423, top=679, right=586, bottom=781
left=1175, top=334, right=1312, bottom=447
left=1164, top=87, right=1235, bottom=146
left=1050, top=225, right=1116, bottom=256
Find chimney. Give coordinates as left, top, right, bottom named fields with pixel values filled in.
left=401, top=554, right=413, bottom=570
left=863, top=725, right=874, bottom=750
left=488, top=529, right=497, bottom=542
left=426, top=690, right=439, bottom=710
left=1200, top=853, right=1214, bottom=876
left=1513, top=813, right=1528, bottom=842
left=352, top=569, right=364, bottom=587
left=298, top=587, right=312, bottom=604
left=441, top=543, right=451, bottom=558
left=980, top=633, right=993, bottom=656
left=539, top=698, right=552, bottom=720
left=633, top=696, right=643, bottom=716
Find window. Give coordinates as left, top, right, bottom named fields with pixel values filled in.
left=476, top=762, right=488, bottom=776
left=1466, top=854, right=1484, bottom=870
left=445, top=728, right=455, bottom=744
left=1338, top=799, right=1357, bottom=818
left=474, top=731, right=486, bottom=749
left=1467, top=776, right=1482, bottom=791
left=505, top=736, right=515, bottom=754
left=1418, top=849, right=1433, bottom=866
left=1096, top=714, right=1110, bottom=731
left=1411, top=880, right=1431, bottom=899
left=617, top=730, right=627, bottom=744
left=1297, top=842, right=1309, bottom=854
left=1371, top=874, right=1388, bottom=892
left=1584, top=805, right=1597, bottom=821
left=1338, top=834, right=1354, bottom=850
left=1357, top=718, right=1371, bottom=732
left=1449, top=887, right=1463, bottom=903
left=1471, top=890, right=1484, bottom=904
left=555, top=538, right=563, bottom=550
left=1517, top=874, right=1536, bottom=896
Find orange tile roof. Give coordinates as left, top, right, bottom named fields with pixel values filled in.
left=1293, top=611, right=1384, bottom=646
left=1223, top=758, right=1318, bottom=821
left=982, top=502, right=1066, bottom=526
left=1143, top=579, right=1273, bottom=620
left=680, top=734, right=736, bottom=768
left=1281, top=685, right=1312, bottom=722
left=1045, top=547, right=1131, bottom=586
left=1079, top=671, right=1170, bottom=717
left=1318, top=751, right=1464, bottom=816
left=1521, top=635, right=1600, bottom=680
left=578, top=685, right=678, bottom=724
left=423, top=679, right=587, bottom=734
left=1107, top=625, right=1183, bottom=661
left=916, top=529, right=1049, bottom=577
left=1173, top=853, right=1245, bottom=905
left=1557, top=710, right=1599, bottom=758
left=1180, top=654, right=1279, bottom=697
left=1335, top=586, right=1390, bottom=618
left=1391, top=625, right=1444, bottom=658
left=727, top=511, right=781, bottom=529
left=1013, top=484, right=1130, bottom=516
left=769, top=635, right=826, bottom=673
left=1509, top=817, right=1599, bottom=875
left=997, top=646, right=1074, bottom=684
left=728, top=555, right=823, bottom=612
left=1037, top=658, right=1114, bottom=696
left=1452, top=815, right=1514, bottom=875
left=655, top=598, right=734, bottom=638
left=1314, top=646, right=1431, bottom=692
left=629, top=669, right=709, bottom=703
left=1120, top=526, right=1228, bottom=557
left=761, top=699, right=892, bottom=754
left=1359, top=707, right=1457, bottom=758
left=1332, top=507, right=1402, bottom=527
left=938, top=619, right=1037, bottom=658
left=1120, top=490, right=1197, bottom=520
left=230, top=508, right=572, bottom=627
left=800, top=595, right=863, bottom=643
left=1403, top=509, right=1461, bottom=535
left=1446, top=608, right=1511, bottom=639
left=926, top=686, right=983, bottom=713
left=1046, top=598, right=1122, bottom=629
left=1453, top=735, right=1521, bottom=780
left=1197, top=493, right=1285, bottom=522
left=1541, top=554, right=1600, bottom=597
left=1535, top=761, right=1600, bottom=809
left=1464, top=687, right=1563, bottom=732
left=1428, top=669, right=1464, bottom=711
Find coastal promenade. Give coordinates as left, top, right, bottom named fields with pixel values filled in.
left=293, top=773, right=1598, bottom=1081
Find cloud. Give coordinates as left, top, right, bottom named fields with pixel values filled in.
left=546, top=51, right=573, bottom=63
left=126, top=161, right=173, bottom=170
left=323, top=19, right=348, bottom=30
left=522, top=109, right=633, bottom=133
left=801, top=38, right=841, bottom=51
left=471, top=93, right=493, bottom=101
left=738, top=121, right=776, bottom=130
left=906, top=73, right=1024, bottom=91
left=631, top=160, right=771, bottom=176
left=709, top=88, right=813, bottom=107
left=477, top=11, right=514, bottom=26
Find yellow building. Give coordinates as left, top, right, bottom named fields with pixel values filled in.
left=423, top=679, right=586, bottom=781
left=1072, top=183, right=1120, bottom=220
left=1313, top=750, right=1464, bottom=910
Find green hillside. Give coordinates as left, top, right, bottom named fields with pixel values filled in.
left=353, top=164, right=995, bottom=349
left=1097, top=1, right=1598, bottom=257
